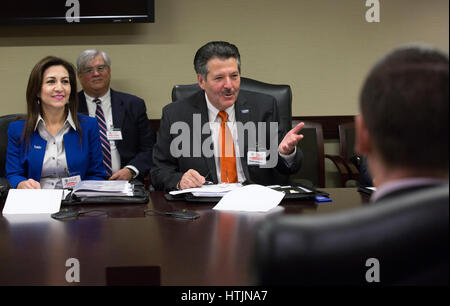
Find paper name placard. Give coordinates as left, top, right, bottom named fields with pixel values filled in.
left=2, top=189, right=63, bottom=215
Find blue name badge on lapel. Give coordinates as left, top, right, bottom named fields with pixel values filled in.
left=33, top=145, right=42, bottom=150
left=241, top=109, right=249, bottom=114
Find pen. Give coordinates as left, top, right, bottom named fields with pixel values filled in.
left=202, top=171, right=214, bottom=185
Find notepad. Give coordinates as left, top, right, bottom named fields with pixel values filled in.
left=2, top=189, right=63, bottom=214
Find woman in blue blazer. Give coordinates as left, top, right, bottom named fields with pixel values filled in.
left=6, top=56, right=106, bottom=189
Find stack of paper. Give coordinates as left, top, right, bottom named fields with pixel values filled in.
left=169, top=183, right=242, bottom=197
left=213, top=184, right=284, bottom=212
left=72, top=180, right=133, bottom=197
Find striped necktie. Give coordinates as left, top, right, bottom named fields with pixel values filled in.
left=94, top=98, right=112, bottom=177
left=218, top=111, right=238, bottom=183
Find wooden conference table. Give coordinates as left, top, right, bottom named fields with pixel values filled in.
left=0, top=188, right=370, bottom=286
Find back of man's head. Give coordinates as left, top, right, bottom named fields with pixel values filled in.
left=360, top=45, right=449, bottom=173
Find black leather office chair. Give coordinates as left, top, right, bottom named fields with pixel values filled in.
left=326, top=122, right=367, bottom=187
left=289, top=120, right=325, bottom=188
left=171, top=77, right=293, bottom=134
left=0, top=114, right=24, bottom=177
left=253, top=185, right=449, bottom=285
left=0, top=114, right=24, bottom=194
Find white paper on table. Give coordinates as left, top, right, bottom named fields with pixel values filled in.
left=2, top=189, right=63, bottom=214
left=72, top=180, right=133, bottom=197
left=169, top=183, right=242, bottom=197
left=213, top=184, right=284, bottom=212
left=62, top=189, right=72, bottom=199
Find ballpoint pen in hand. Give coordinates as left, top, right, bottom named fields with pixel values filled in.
left=202, top=171, right=214, bottom=185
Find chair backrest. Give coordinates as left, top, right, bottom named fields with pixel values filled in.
left=0, top=114, right=24, bottom=177
left=289, top=120, right=325, bottom=188
left=338, top=121, right=374, bottom=186
left=338, top=122, right=356, bottom=161
left=253, top=185, right=449, bottom=285
left=171, top=77, right=293, bottom=133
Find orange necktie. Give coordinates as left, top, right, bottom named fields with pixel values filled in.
left=218, top=111, right=238, bottom=183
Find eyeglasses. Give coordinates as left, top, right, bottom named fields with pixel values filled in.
left=81, top=65, right=109, bottom=74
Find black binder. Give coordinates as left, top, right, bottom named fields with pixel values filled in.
left=358, top=185, right=375, bottom=195
left=271, top=185, right=329, bottom=200
left=61, top=181, right=149, bottom=206
left=164, top=184, right=329, bottom=203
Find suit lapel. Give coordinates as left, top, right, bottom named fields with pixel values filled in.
left=63, top=129, right=81, bottom=176
left=110, top=89, right=125, bottom=128
left=77, top=91, right=89, bottom=115
left=29, top=133, right=47, bottom=181
left=234, top=92, right=251, bottom=181
left=196, top=93, right=218, bottom=183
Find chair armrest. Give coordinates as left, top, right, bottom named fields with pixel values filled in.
left=346, top=161, right=360, bottom=182
left=143, top=174, right=151, bottom=191
left=1, top=177, right=11, bottom=203
left=325, top=154, right=351, bottom=187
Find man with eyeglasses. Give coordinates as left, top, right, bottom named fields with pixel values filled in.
left=76, top=49, right=154, bottom=182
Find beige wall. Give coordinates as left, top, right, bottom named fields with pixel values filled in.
left=0, top=0, right=448, bottom=186
left=0, top=0, right=448, bottom=118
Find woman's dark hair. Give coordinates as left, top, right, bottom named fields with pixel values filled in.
left=23, top=56, right=81, bottom=144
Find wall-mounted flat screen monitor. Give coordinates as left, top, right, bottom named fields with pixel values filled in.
left=0, top=0, right=155, bottom=25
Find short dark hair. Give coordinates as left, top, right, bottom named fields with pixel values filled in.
left=24, top=56, right=80, bottom=144
left=194, top=41, right=241, bottom=79
left=360, top=45, right=449, bottom=172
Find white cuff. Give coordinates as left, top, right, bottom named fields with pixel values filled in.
left=125, top=165, right=139, bottom=178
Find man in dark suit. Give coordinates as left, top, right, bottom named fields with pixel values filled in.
left=355, top=45, right=448, bottom=202
left=151, top=41, right=305, bottom=191
left=77, top=49, right=154, bottom=182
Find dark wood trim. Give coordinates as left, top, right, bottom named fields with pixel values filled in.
left=149, top=119, right=160, bottom=136
left=338, top=122, right=356, bottom=158
left=150, top=115, right=355, bottom=140
left=293, top=116, right=354, bottom=139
